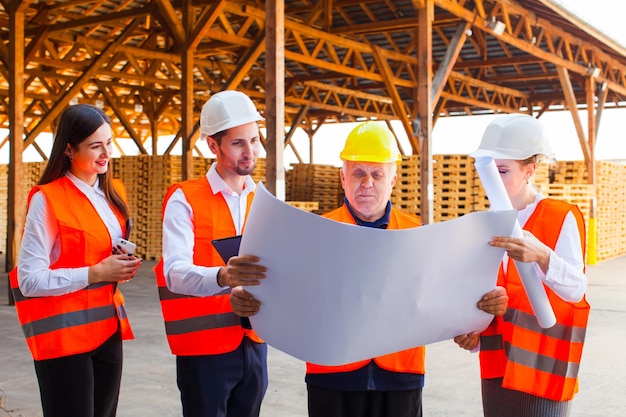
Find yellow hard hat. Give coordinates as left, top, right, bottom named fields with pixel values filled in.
left=340, top=122, right=402, bottom=163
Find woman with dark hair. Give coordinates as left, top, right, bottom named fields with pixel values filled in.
left=10, top=104, right=142, bottom=417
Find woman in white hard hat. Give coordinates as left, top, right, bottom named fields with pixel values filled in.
left=455, top=114, right=590, bottom=417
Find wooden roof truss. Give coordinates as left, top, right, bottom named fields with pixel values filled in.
left=2, top=0, right=625, bottom=162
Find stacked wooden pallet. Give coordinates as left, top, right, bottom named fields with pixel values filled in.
left=286, top=163, right=342, bottom=214
left=251, top=157, right=266, bottom=184
left=111, top=155, right=213, bottom=260
left=111, top=155, right=151, bottom=258
left=433, top=155, right=474, bottom=222
left=286, top=201, right=319, bottom=212
left=548, top=160, right=626, bottom=261
left=1, top=156, right=624, bottom=262
left=552, top=160, right=588, bottom=183
left=391, top=155, right=420, bottom=215
left=594, top=161, right=625, bottom=261
left=0, top=162, right=47, bottom=253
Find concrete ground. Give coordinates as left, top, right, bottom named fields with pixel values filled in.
left=1, top=255, right=624, bottom=417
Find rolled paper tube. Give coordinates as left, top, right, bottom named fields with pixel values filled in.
left=474, top=156, right=556, bottom=329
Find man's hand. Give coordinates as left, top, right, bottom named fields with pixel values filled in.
left=230, top=286, right=261, bottom=317
left=218, top=255, right=267, bottom=287
left=477, top=286, right=508, bottom=316
left=454, top=332, right=479, bottom=351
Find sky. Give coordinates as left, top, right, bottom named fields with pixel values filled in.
left=2, top=0, right=625, bottom=166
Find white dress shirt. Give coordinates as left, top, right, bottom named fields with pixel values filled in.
left=503, top=193, right=588, bottom=302
left=17, top=172, right=123, bottom=297
left=162, top=162, right=255, bottom=297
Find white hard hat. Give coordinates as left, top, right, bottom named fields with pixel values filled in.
left=471, top=113, right=554, bottom=160
left=200, top=90, right=264, bottom=138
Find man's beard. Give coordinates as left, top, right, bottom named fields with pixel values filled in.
left=235, top=162, right=255, bottom=176
left=218, top=148, right=256, bottom=176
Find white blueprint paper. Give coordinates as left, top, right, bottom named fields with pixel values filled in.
left=474, top=156, right=556, bottom=328
left=241, top=183, right=517, bottom=366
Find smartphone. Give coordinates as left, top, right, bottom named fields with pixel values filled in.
left=114, top=238, right=137, bottom=255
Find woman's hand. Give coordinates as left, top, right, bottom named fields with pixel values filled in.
left=88, top=254, right=142, bottom=284
left=490, top=231, right=551, bottom=272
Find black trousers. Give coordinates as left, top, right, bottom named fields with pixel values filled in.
left=176, top=337, right=268, bottom=417
left=33, top=329, right=123, bottom=417
left=307, top=384, right=423, bottom=417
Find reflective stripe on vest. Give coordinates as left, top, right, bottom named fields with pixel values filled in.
left=155, top=178, right=262, bottom=356
left=11, top=177, right=133, bottom=360
left=12, top=284, right=117, bottom=338
left=306, top=204, right=426, bottom=375
left=479, top=198, right=590, bottom=401
left=158, top=284, right=240, bottom=335
left=482, top=308, right=585, bottom=379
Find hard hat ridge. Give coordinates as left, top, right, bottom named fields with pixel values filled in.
left=200, top=90, right=264, bottom=138
left=340, top=122, right=402, bottom=164
left=471, top=113, right=554, bottom=160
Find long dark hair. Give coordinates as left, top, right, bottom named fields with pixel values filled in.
left=38, top=104, right=130, bottom=220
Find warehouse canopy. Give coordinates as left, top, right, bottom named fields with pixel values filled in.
left=3, top=0, right=625, bottom=161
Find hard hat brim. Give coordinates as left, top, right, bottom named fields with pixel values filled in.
left=470, top=148, right=554, bottom=161
left=203, top=114, right=264, bottom=137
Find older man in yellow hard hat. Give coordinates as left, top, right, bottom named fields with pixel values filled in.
left=231, top=121, right=508, bottom=417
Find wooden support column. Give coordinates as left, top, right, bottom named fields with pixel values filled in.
left=151, top=117, right=159, bottom=155
left=181, top=0, right=195, bottom=180
left=586, top=76, right=598, bottom=265
left=309, top=131, right=314, bottom=164
left=416, top=0, right=434, bottom=224
left=585, top=76, right=597, bottom=185
left=7, top=1, right=25, bottom=304
left=265, top=0, right=285, bottom=199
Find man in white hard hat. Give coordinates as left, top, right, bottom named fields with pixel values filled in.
left=231, top=121, right=509, bottom=417
left=155, top=90, right=268, bottom=417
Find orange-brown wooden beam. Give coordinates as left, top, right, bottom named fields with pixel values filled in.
left=181, top=0, right=195, bottom=180
left=556, top=65, right=592, bottom=163
left=372, top=45, right=417, bottom=154
left=417, top=0, right=434, bottom=224
left=432, top=21, right=469, bottom=109
left=265, top=0, right=285, bottom=199
left=7, top=0, right=26, bottom=305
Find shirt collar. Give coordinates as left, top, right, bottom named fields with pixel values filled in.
left=344, top=197, right=391, bottom=229
left=65, top=171, right=105, bottom=197
left=207, top=162, right=256, bottom=197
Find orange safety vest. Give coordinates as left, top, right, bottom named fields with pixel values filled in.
left=306, top=204, right=426, bottom=375
left=155, top=177, right=262, bottom=356
left=479, top=198, right=590, bottom=401
left=10, top=176, right=133, bottom=361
